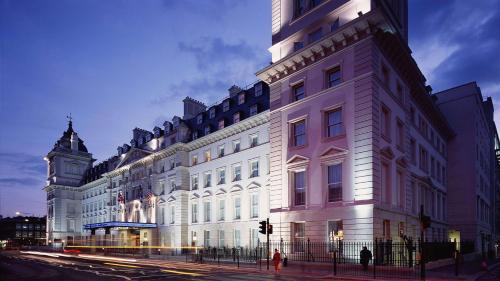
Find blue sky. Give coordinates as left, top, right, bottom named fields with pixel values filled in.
left=1, top=0, right=499, bottom=217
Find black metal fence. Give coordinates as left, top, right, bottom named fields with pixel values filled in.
left=189, top=239, right=467, bottom=279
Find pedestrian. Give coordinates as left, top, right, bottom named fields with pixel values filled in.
left=360, top=246, right=372, bottom=271
left=272, top=248, right=281, bottom=274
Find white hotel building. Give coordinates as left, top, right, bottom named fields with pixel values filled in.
left=44, top=82, right=270, bottom=249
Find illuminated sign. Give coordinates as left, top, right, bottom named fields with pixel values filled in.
left=83, top=221, right=157, bottom=229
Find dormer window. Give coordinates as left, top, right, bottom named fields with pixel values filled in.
left=294, top=42, right=304, bottom=52
left=238, top=93, right=245, bottom=105
left=250, top=105, right=258, bottom=116
left=145, top=134, right=152, bottom=142
left=223, top=100, right=230, bottom=112
left=138, top=138, right=144, bottom=146
left=209, top=108, right=216, bottom=119
left=308, top=28, right=322, bottom=44
left=255, top=83, right=263, bottom=97
left=153, top=127, right=161, bottom=138
left=192, top=131, right=198, bottom=140
left=204, top=125, right=211, bottom=135
left=197, top=114, right=203, bottom=125
left=218, top=119, right=225, bottom=130
left=233, top=112, right=240, bottom=123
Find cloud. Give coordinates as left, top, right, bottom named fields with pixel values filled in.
left=160, top=0, right=247, bottom=20
left=0, top=177, right=41, bottom=187
left=0, top=152, right=46, bottom=176
left=409, top=0, right=500, bottom=96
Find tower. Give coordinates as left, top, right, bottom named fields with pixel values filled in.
left=44, top=118, right=93, bottom=246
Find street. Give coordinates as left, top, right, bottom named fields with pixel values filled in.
left=0, top=251, right=324, bottom=281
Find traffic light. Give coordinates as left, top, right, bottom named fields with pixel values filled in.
left=259, top=220, right=267, bottom=234
left=268, top=224, right=273, bottom=235
left=421, top=215, right=431, bottom=230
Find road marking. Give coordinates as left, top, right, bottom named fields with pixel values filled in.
left=104, top=262, right=140, bottom=268
left=161, top=269, right=206, bottom=277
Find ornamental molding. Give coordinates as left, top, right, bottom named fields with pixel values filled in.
left=230, top=184, right=243, bottom=193
left=246, top=181, right=261, bottom=190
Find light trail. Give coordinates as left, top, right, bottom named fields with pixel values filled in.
left=103, top=262, right=140, bottom=268
left=77, top=254, right=137, bottom=262
left=161, top=269, right=206, bottom=277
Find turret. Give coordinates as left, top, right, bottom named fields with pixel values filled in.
left=70, top=132, right=79, bottom=151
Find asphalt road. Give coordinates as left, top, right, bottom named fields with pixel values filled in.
left=0, top=251, right=317, bottom=281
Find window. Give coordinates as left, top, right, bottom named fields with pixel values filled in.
left=381, top=162, right=391, bottom=204
left=255, top=83, right=263, bottom=97
left=218, top=145, right=225, bottom=157
left=293, top=0, right=306, bottom=18
left=223, top=100, right=230, bottom=112
left=170, top=160, right=175, bottom=170
left=233, top=164, right=242, bottom=181
left=234, top=197, right=241, bottom=219
left=192, top=203, right=198, bottom=223
left=410, top=106, right=416, bottom=125
left=327, top=220, right=344, bottom=243
left=204, top=230, right=210, bottom=247
left=396, top=170, right=404, bottom=208
left=308, top=28, right=322, bottom=43
left=249, top=160, right=259, bottom=178
left=381, top=105, right=391, bottom=140
left=203, top=201, right=211, bottom=222
left=170, top=179, right=176, bottom=193
left=292, top=223, right=305, bottom=252
left=218, top=199, right=225, bottom=221
left=326, top=109, right=342, bottom=137
left=250, top=229, right=259, bottom=248
left=233, top=140, right=241, bottom=152
left=250, top=193, right=259, bottom=218
left=197, top=114, right=203, bottom=125
left=249, top=134, right=258, bottom=148
left=218, top=119, right=225, bottom=130
left=383, top=219, right=391, bottom=240
left=326, top=66, right=341, bottom=88
left=233, top=112, right=240, bottom=123
left=293, top=41, right=304, bottom=51
left=292, top=83, right=305, bottom=101
left=204, top=125, right=211, bottom=135
left=204, top=172, right=211, bottom=188
left=217, top=167, right=226, bottom=185
left=170, top=205, right=175, bottom=224
left=396, top=120, right=404, bottom=148
left=192, top=155, right=198, bottom=165
left=209, top=108, right=215, bottom=119
left=330, top=18, right=339, bottom=32
left=410, top=138, right=416, bottom=164
left=292, top=120, right=306, bottom=146
left=327, top=164, right=342, bottom=202
left=396, top=82, right=403, bottom=101
left=218, top=230, right=225, bottom=247
left=204, top=150, right=211, bottom=162
left=430, top=157, right=435, bottom=178
left=238, top=93, right=245, bottom=105
left=234, top=229, right=241, bottom=247
left=419, top=146, right=428, bottom=172
left=250, top=104, right=258, bottom=116
left=293, top=171, right=306, bottom=206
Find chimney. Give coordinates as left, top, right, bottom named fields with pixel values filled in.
left=425, top=85, right=433, bottom=95
left=70, top=132, right=79, bottom=151
left=228, top=85, right=242, bottom=97
left=183, top=97, right=206, bottom=119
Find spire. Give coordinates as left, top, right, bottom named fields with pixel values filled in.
left=67, top=113, right=73, bottom=131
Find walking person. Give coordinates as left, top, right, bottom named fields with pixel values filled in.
left=360, top=246, right=372, bottom=271
left=272, top=248, right=281, bottom=274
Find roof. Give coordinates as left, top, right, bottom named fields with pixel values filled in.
left=52, top=121, right=88, bottom=153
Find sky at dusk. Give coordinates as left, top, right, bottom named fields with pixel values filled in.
left=1, top=0, right=499, bottom=217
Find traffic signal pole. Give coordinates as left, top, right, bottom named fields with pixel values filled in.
left=267, top=217, right=270, bottom=270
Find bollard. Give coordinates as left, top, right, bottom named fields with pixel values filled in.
left=333, top=250, right=337, bottom=276
left=454, top=250, right=459, bottom=276
left=237, top=255, right=240, bottom=268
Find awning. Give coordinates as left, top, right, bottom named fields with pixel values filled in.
left=83, top=221, right=157, bottom=230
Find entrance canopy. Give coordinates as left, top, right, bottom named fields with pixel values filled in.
left=84, top=221, right=157, bottom=230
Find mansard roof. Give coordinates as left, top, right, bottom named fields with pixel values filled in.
left=52, top=121, right=88, bottom=153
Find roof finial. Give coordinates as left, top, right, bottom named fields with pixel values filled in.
left=66, top=113, right=73, bottom=130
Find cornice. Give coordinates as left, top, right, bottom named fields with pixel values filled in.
left=256, top=9, right=391, bottom=84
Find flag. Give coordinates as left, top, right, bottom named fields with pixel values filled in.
left=118, top=190, right=125, bottom=204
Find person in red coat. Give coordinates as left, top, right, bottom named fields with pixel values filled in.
left=272, top=248, right=281, bottom=273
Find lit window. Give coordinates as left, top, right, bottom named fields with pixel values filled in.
left=233, top=164, right=242, bottom=181
left=293, top=171, right=306, bottom=206
left=326, top=66, right=341, bottom=88
left=204, top=150, right=211, bottom=162
left=292, top=83, right=305, bottom=101
left=233, top=112, right=240, bottom=123
left=326, top=109, right=342, bottom=137
left=192, top=155, right=198, bottom=165
left=249, top=160, right=259, bottom=178
left=250, top=105, right=258, bottom=116
left=327, top=164, right=342, bottom=202
left=292, top=120, right=306, bottom=146
left=238, top=93, right=245, bottom=105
